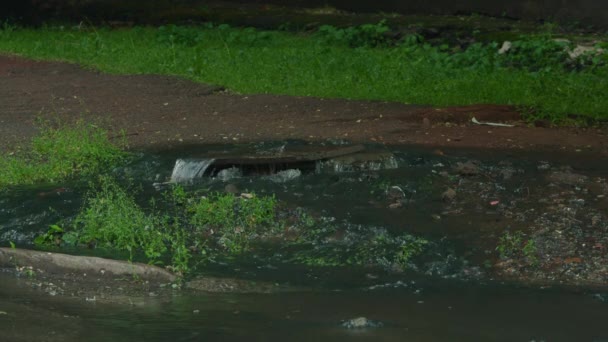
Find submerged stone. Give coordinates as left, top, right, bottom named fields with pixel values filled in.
left=316, top=151, right=398, bottom=173
left=216, top=167, right=242, bottom=181
left=267, top=169, right=302, bottom=183
left=387, top=186, right=406, bottom=201
left=547, top=170, right=588, bottom=186
left=454, top=160, right=479, bottom=176
left=341, top=317, right=383, bottom=329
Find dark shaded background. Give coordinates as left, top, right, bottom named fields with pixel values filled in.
left=3, top=0, right=608, bottom=28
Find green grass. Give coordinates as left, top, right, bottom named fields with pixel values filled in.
left=74, top=178, right=169, bottom=260
left=0, top=119, right=128, bottom=187
left=0, top=24, right=606, bottom=122
left=189, top=192, right=279, bottom=254
left=496, top=230, right=538, bottom=265
left=37, top=181, right=282, bottom=274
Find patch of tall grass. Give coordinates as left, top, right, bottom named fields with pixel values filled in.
left=0, top=119, right=128, bottom=187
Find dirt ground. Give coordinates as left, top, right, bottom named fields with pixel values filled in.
left=1, top=54, right=607, bottom=155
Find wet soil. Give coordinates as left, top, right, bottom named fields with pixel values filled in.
left=1, top=54, right=607, bottom=156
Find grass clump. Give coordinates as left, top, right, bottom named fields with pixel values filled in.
left=37, top=178, right=193, bottom=273
left=496, top=230, right=538, bottom=265
left=36, top=181, right=282, bottom=274
left=0, top=24, right=606, bottom=122
left=0, top=119, right=127, bottom=187
left=74, top=179, right=168, bottom=261
left=189, top=192, right=280, bottom=253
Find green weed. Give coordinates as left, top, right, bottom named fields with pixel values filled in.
left=74, top=178, right=168, bottom=261
left=522, top=239, right=538, bottom=265
left=0, top=119, right=128, bottom=187
left=189, top=192, right=280, bottom=253
left=496, top=230, right=523, bottom=258
left=34, top=224, right=65, bottom=246
left=35, top=181, right=283, bottom=274
left=496, top=230, right=538, bottom=265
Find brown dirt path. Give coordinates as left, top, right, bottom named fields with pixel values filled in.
left=1, top=54, right=607, bottom=155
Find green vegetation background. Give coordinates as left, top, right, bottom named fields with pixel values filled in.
left=0, top=22, right=606, bottom=122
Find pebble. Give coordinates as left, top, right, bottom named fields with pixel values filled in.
left=422, top=117, right=431, bottom=128
left=454, top=161, right=479, bottom=176
left=441, top=188, right=457, bottom=201
left=224, top=184, right=239, bottom=194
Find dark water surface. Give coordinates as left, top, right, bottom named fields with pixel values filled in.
left=1, top=143, right=608, bottom=341
left=1, top=273, right=607, bottom=341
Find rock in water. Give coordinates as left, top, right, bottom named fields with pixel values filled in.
left=268, top=169, right=301, bottom=183
left=341, top=317, right=383, bottom=329
left=217, top=167, right=242, bottom=181
left=454, top=161, right=479, bottom=176
left=387, top=186, right=406, bottom=201
left=442, top=188, right=457, bottom=201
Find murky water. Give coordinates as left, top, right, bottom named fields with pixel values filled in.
left=1, top=272, right=607, bottom=341
left=1, top=142, right=607, bottom=341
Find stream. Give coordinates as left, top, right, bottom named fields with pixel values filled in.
left=1, top=142, right=607, bottom=341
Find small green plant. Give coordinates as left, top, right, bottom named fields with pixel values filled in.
left=0, top=119, right=128, bottom=187
left=395, top=238, right=428, bottom=268
left=496, top=230, right=523, bottom=258
left=189, top=192, right=279, bottom=253
left=496, top=230, right=538, bottom=265
left=522, top=239, right=538, bottom=265
left=298, top=210, right=317, bottom=229
left=16, top=266, right=36, bottom=278
left=34, top=224, right=65, bottom=246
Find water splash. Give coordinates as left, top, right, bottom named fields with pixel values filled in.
left=170, top=158, right=215, bottom=183
left=316, top=153, right=398, bottom=173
